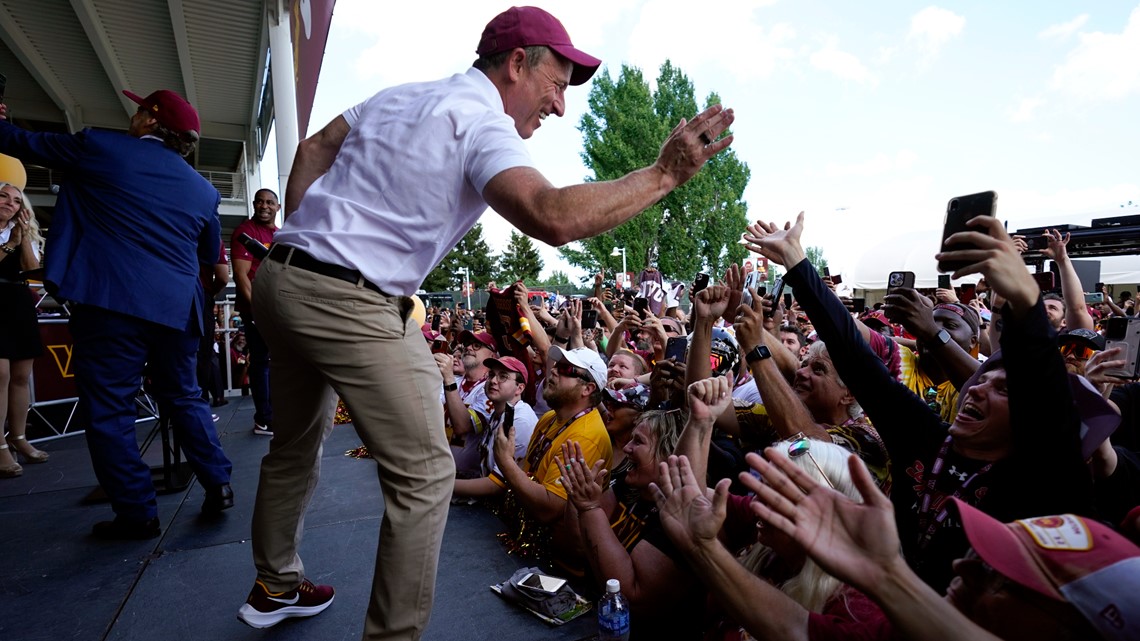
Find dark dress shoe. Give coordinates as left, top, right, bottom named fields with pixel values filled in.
left=92, top=517, right=161, bottom=540
left=202, top=483, right=235, bottom=513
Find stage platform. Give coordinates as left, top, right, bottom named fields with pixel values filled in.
left=0, top=396, right=599, bottom=641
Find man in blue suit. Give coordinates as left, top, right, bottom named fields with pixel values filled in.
left=0, top=89, right=233, bottom=539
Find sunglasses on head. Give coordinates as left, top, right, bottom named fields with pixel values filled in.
left=554, top=361, right=592, bottom=383
left=786, top=432, right=835, bottom=489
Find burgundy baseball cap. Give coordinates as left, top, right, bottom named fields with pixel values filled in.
left=123, top=89, right=200, bottom=136
left=484, top=356, right=529, bottom=384
left=458, top=330, right=498, bottom=353
left=953, top=499, right=1140, bottom=639
left=476, top=6, right=601, bottom=86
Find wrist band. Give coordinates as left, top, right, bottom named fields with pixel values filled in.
left=443, top=382, right=458, bottom=392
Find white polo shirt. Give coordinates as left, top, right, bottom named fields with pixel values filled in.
left=274, top=67, right=534, bottom=295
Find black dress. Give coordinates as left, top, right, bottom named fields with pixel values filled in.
left=0, top=244, right=43, bottom=360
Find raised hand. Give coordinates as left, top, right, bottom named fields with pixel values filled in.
left=739, top=449, right=904, bottom=595
left=686, top=376, right=733, bottom=424
left=556, top=440, right=607, bottom=513
left=650, top=455, right=727, bottom=553
left=1040, top=228, right=1071, bottom=263
left=937, top=217, right=1038, bottom=312
left=433, top=352, right=455, bottom=385
left=723, top=264, right=744, bottom=319
left=1084, top=346, right=1132, bottom=393
left=740, top=212, right=807, bottom=268
left=694, top=285, right=731, bottom=323
left=654, top=105, right=735, bottom=191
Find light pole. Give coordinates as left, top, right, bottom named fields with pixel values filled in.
left=456, top=267, right=471, bottom=311
left=610, top=246, right=627, bottom=289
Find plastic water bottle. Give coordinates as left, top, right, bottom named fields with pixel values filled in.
left=597, top=578, right=630, bottom=641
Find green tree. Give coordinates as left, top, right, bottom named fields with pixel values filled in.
left=532, top=270, right=572, bottom=288
left=422, top=223, right=496, bottom=291
left=497, top=231, right=544, bottom=284
left=559, top=60, right=750, bottom=283
left=805, top=246, right=829, bottom=276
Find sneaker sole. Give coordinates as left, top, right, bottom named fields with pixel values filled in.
left=236, top=598, right=333, bottom=628
left=253, top=428, right=273, bottom=436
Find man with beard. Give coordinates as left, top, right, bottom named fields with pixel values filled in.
left=490, top=347, right=612, bottom=563
left=232, top=188, right=279, bottom=435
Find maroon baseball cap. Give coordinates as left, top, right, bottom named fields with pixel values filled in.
left=476, top=6, right=601, bottom=86
left=458, top=330, right=498, bottom=353
left=123, top=89, right=201, bottom=136
left=484, top=356, right=529, bottom=384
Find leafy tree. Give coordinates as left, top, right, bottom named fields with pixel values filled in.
left=805, top=246, right=829, bottom=276
left=531, top=270, right=572, bottom=288
left=559, top=60, right=750, bottom=283
left=497, top=231, right=544, bottom=284
left=422, top=223, right=496, bottom=291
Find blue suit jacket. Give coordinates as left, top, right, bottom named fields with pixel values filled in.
left=0, top=122, right=220, bottom=333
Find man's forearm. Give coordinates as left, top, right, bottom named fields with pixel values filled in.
left=749, top=359, right=828, bottom=441
left=497, top=460, right=565, bottom=523
left=284, top=116, right=350, bottom=216
left=444, top=390, right=476, bottom=437
left=870, top=561, right=1002, bottom=641
left=1056, top=257, right=1094, bottom=330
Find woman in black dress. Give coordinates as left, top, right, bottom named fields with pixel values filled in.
left=0, top=182, right=46, bottom=477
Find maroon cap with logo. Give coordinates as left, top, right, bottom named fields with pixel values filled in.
left=484, top=356, right=529, bottom=384
left=123, top=89, right=201, bottom=137
left=476, top=6, right=601, bottom=86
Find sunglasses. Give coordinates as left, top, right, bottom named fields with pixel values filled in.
left=554, top=361, right=592, bottom=383
left=786, top=432, right=835, bottom=489
left=1059, top=342, right=1095, bottom=361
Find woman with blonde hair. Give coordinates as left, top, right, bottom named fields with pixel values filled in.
left=0, top=182, right=47, bottom=477
left=653, top=435, right=891, bottom=640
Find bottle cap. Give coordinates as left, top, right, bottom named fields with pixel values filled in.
left=605, top=578, right=620, bottom=593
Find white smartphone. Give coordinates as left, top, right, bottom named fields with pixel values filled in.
left=518, top=572, right=567, bottom=594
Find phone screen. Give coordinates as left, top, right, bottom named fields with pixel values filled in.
left=582, top=309, right=599, bottom=330
left=634, top=297, right=649, bottom=319
left=520, top=573, right=566, bottom=594
left=431, top=314, right=441, bottom=332
left=938, top=274, right=951, bottom=290
left=665, top=336, right=689, bottom=363
left=693, top=272, right=710, bottom=294
left=938, top=191, right=997, bottom=273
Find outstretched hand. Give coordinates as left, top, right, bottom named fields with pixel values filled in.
left=655, top=104, right=735, bottom=191
left=738, top=449, right=904, bottom=595
left=741, top=212, right=807, bottom=268
left=650, top=455, right=727, bottom=554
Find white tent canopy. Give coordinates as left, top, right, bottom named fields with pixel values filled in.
left=847, top=218, right=1140, bottom=291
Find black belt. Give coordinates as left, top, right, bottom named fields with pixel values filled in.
left=267, top=244, right=388, bottom=296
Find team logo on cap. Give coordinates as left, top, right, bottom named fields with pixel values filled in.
left=1017, top=514, right=1093, bottom=551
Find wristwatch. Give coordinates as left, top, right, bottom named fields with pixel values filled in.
left=934, top=329, right=952, bottom=346
left=443, top=381, right=459, bottom=392
left=745, top=345, right=772, bottom=364
left=554, top=335, right=569, bottom=344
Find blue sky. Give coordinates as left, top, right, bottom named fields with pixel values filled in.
left=261, top=0, right=1140, bottom=286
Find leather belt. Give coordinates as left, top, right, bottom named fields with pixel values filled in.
left=267, top=244, right=388, bottom=296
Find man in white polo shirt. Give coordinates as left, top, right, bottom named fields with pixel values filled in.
left=238, top=6, right=735, bottom=639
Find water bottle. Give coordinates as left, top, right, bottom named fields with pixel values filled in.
left=597, top=578, right=630, bottom=641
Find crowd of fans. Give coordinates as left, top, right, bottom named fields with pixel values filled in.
left=420, top=212, right=1139, bottom=641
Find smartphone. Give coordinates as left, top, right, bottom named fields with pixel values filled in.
left=503, top=403, right=515, bottom=430
left=582, top=308, right=599, bottom=330
left=518, top=572, right=567, bottom=595
left=238, top=232, right=270, bottom=260
left=852, top=297, right=866, bottom=313
left=766, top=277, right=785, bottom=318
left=1025, top=235, right=1049, bottom=251
left=887, top=271, right=916, bottom=289
left=938, top=191, right=998, bottom=273
left=431, top=340, right=450, bottom=355
left=1085, top=292, right=1104, bottom=304
left=959, top=283, right=977, bottom=305
left=431, top=314, right=441, bottom=332
left=1095, top=282, right=1105, bottom=294
left=1032, top=272, right=1056, bottom=292
left=783, top=292, right=793, bottom=310
left=830, top=273, right=843, bottom=286
left=665, top=335, right=689, bottom=363
left=634, top=297, right=649, bottom=320
left=938, top=274, right=952, bottom=290
left=462, top=317, right=474, bottom=331
left=756, top=286, right=767, bottom=297
left=1105, top=317, right=1140, bottom=378
left=693, top=272, right=710, bottom=295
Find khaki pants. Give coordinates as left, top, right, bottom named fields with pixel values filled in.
left=250, top=257, right=453, bottom=641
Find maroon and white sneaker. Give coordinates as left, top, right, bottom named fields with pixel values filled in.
left=237, top=578, right=334, bottom=628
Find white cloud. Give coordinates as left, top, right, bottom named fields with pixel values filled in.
left=907, top=6, right=966, bottom=60
left=810, top=43, right=877, bottom=86
left=1008, top=97, right=1045, bottom=123
left=627, top=0, right=796, bottom=81
left=1038, top=14, right=1089, bottom=41
left=1051, top=7, right=1140, bottom=101
left=874, top=46, right=897, bottom=64
left=824, top=150, right=919, bottom=178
